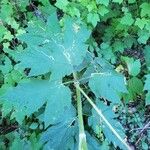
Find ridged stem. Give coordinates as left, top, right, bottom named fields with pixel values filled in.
left=73, top=73, right=88, bottom=150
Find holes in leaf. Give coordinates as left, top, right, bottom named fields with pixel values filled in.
left=70, top=120, right=76, bottom=126
left=14, top=82, right=18, bottom=87
left=0, top=44, right=3, bottom=54
left=9, top=38, right=20, bottom=49
left=24, top=68, right=31, bottom=76
left=4, top=53, right=17, bottom=66
left=0, top=72, right=4, bottom=87
left=57, top=9, right=64, bottom=20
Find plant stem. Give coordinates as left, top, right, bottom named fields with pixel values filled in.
left=77, top=86, right=132, bottom=150
left=73, top=73, right=88, bottom=150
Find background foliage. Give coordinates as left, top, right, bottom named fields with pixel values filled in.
left=0, top=0, right=150, bottom=149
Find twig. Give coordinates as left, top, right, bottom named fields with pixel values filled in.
left=135, top=121, right=150, bottom=145
left=139, top=121, right=150, bottom=135
left=129, top=127, right=150, bottom=132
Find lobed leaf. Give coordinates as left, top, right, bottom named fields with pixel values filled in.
left=1, top=80, right=71, bottom=126
left=13, top=10, right=90, bottom=80
left=89, top=72, right=127, bottom=103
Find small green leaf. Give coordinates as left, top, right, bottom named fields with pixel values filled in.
left=55, top=0, right=69, bottom=10
left=145, top=92, right=150, bottom=105
left=124, top=36, right=136, bottom=49
left=145, top=22, right=150, bottom=32
left=144, top=75, right=150, bottom=105
left=128, top=0, right=136, bottom=4
left=98, top=5, right=109, bottom=17
left=87, top=13, right=99, bottom=26
left=29, top=123, right=38, bottom=129
left=96, top=0, right=109, bottom=6
left=112, top=0, right=123, bottom=4
left=144, top=75, right=150, bottom=90
left=122, top=57, right=141, bottom=76
left=128, top=77, right=143, bottom=99
left=135, top=18, right=147, bottom=30
left=8, top=19, right=19, bottom=30
left=87, top=2, right=97, bottom=12
left=0, top=26, right=7, bottom=42
left=120, top=13, right=134, bottom=26
left=140, top=2, right=150, bottom=17
left=138, top=29, right=150, bottom=44
left=67, top=7, right=80, bottom=17
left=100, top=42, right=116, bottom=63
left=3, top=31, right=14, bottom=40
left=112, top=41, right=125, bottom=52
left=128, top=77, right=143, bottom=93
left=0, top=2, right=13, bottom=22
left=98, top=5, right=109, bottom=16
left=144, top=45, right=150, bottom=70
left=129, top=59, right=141, bottom=76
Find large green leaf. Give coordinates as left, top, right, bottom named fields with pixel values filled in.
left=81, top=56, right=115, bottom=84
left=1, top=80, right=71, bottom=126
left=41, top=106, right=107, bottom=150
left=89, top=72, right=127, bottom=103
left=13, top=10, right=90, bottom=80
left=82, top=56, right=127, bottom=104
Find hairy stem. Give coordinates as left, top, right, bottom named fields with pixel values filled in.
left=77, top=86, right=132, bottom=150
left=73, top=73, right=88, bottom=150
